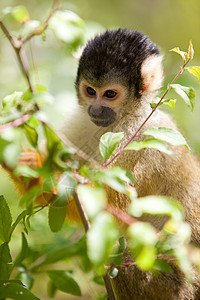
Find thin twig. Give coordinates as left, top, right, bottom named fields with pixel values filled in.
left=0, top=20, right=34, bottom=92
left=105, top=203, right=138, bottom=226
left=19, top=0, right=60, bottom=45
left=103, top=59, right=191, bottom=168
left=73, top=191, right=91, bottom=232
left=0, top=114, right=31, bottom=133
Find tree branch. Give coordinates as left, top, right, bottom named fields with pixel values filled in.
left=0, top=0, right=60, bottom=93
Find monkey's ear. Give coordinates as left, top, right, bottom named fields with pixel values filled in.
left=140, top=55, right=163, bottom=94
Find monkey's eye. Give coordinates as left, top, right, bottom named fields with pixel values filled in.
left=87, top=87, right=96, bottom=96
left=104, top=90, right=117, bottom=99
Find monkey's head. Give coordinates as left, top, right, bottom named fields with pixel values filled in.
left=75, top=29, right=163, bottom=127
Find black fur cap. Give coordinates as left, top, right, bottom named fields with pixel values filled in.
left=76, top=28, right=159, bottom=97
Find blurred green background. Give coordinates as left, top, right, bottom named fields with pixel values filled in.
left=0, top=0, right=200, bottom=299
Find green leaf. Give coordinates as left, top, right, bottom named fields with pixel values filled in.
left=129, top=196, right=184, bottom=221
left=48, top=172, right=76, bottom=232
left=171, top=84, right=195, bottom=111
left=14, top=233, right=29, bottom=267
left=170, top=47, right=188, bottom=62
left=47, top=281, right=57, bottom=298
left=2, top=91, right=23, bottom=113
left=99, top=132, right=124, bottom=160
left=2, top=6, right=30, bottom=23
left=0, top=196, right=12, bottom=243
left=1, top=128, right=23, bottom=168
left=87, top=212, right=119, bottom=265
left=187, top=40, right=194, bottom=60
left=57, top=172, right=77, bottom=200
left=14, top=166, right=39, bottom=179
left=19, top=20, right=41, bottom=37
left=20, top=273, right=34, bottom=290
left=97, top=167, right=135, bottom=194
left=185, top=66, right=200, bottom=83
left=0, top=283, right=40, bottom=300
left=77, top=185, right=106, bottom=219
left=23, top=123, right=38, bottom=148
left=50, top=10, right=85, bottom=50
left=150, top=97, right=176, bottom=109
left=0, top=243, right=12, bottom=280
left=143, top=127, right=191, bottom=151
left=19, top=186, right=41, bottom=211
left=10, top=210, right=29, bottom=238
left=153, top=258, right=173, bottom=273
left=110, top=237, right=127, bottom=265
left=125, top=138, right=172, bottom=154
left=128, top=222, right=157, bottom=270
left=48, top=198, right=67, bottom=233
left=47, top=270, right=81, bottom=296
left=173, top=246, right=192, bottom=274
left=38, top=237, right=85, bottom=267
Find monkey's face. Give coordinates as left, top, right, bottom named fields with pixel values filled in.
left=78, top=80, right=128, bottom=127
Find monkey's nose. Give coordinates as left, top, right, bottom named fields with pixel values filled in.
left=88, top=105, right=104, bottom=117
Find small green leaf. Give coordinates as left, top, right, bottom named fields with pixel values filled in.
left=185, top=66, right=200, bottom=83
left=99, top=132, right=124, bottom=160
left=171, top=84, right=195, bottom=111
left=47, top=270, right=81, bottom=296
left=14, top=165, right=39, bottom=179
left=150, top=97, right=176, bottom=109
left=2, top=91, right=23, bottom=113
left=153, top=258, right=173, bottom=273
left=109, top=267, right=119, bottom=279
left=97, top=167, right=135, bottom=194
left=0, top=196, right=12, bottom=243
left=170, top=47, right=188, bottom=62
left=48, top=198, right=67, bottom=233
left=20, top=273, right=34, bottom=290
left=3, top=6, right=30, bottom=23
left=128, top=222, right=157, bottom=270
left=0, top=283, right=40, bottom=300
left=173, top=246, right=192, bottom=274
left=23, top=123, right=38, bottom=148
left=48, top=281, right=57, bottom=298
left=19, top=20, right=41, bottom=37
left=50, top=10, right=85, bottom=50
left=187, top=40, right=194, bottom=60
left=87, top=212, right=119, bottom=265
left=77, top=185, right=106, bottom=219
left=20, top=186, right=41, bottom=211
left=0, top=243, right=12, bottom=280
left=14, top=233, right=29, bottom=267
left=143, top=127, right=191, bottom=151
left=48, top=172, right=76, bottom=232
left=129, top=196, right=184, bottom=221
left=125, top=138, right=172, bottom=154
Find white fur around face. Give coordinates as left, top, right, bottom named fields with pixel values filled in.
left=140, top=55, right=164, bottom=94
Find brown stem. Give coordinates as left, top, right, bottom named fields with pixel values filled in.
left=105, top=203, right=138, bottom=226
left=19, top=0, right=60, bottom=45
left=73, top=191, right=91, bottom=232
left=103, top=59, right=190, bottom=168
left=0, top=20, right=34, bottom=92
left=0, top=114, right=31, bottom=133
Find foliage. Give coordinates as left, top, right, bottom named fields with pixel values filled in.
left=0, top=2, right=200, bottom=300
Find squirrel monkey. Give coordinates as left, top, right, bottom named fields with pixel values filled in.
left=60, top=29, right=200, bottom=299
left=5, top=29, right=200, bottom=299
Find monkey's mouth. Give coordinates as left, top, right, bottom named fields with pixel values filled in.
left=90, top=117, right=115, bottom=127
